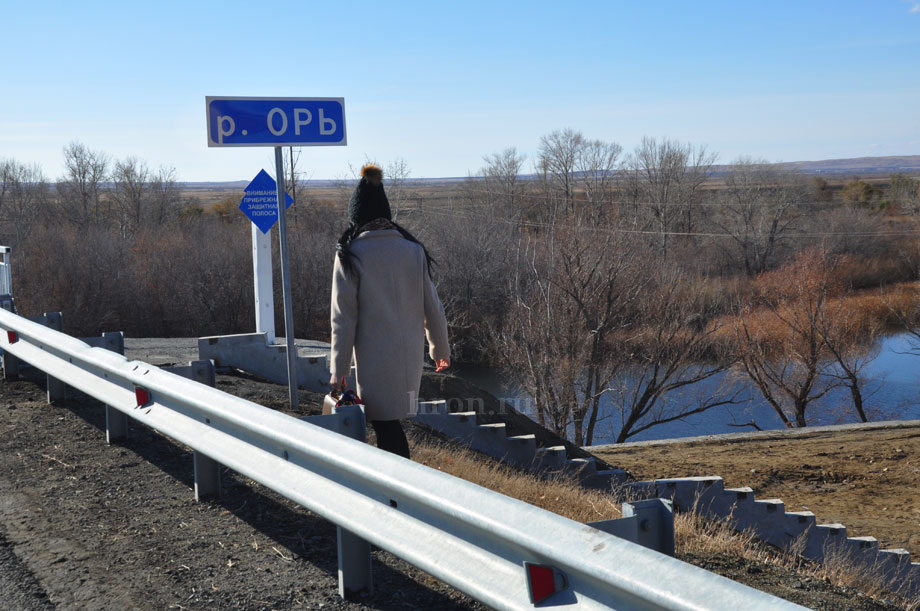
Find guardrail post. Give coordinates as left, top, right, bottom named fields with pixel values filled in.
left=106, top=405, right=129, bottom=444
left=332, top=403, right=373, bottom=600
left=162, top=359, right=223, bottom=500
left=2, top=348, right=19, bottom=379
left=47, top=375, right=66, bottom=403
left=40, top=313, right=66, bottom=399
left=194, top=451, right=222, bottom=501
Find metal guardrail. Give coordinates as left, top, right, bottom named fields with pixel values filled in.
left=0, top=307, right=804, bottom=610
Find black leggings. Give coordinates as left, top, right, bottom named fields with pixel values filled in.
left=371, top=420, right=410, bottom=459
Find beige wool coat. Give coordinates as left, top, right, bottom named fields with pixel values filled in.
left=330, top=229, right=450, bottom=421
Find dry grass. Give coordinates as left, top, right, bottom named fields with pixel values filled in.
left=405, top=431, right=919, bottom=608
left=408, top=432, right=621, bottom=523
left=680, top=512, right=919, bottom=609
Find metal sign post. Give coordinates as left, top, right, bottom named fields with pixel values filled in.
left=207, top=96, right=347, bottom=411
left=273, top=147, right=299, bottom=411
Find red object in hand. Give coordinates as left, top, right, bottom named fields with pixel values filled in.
left=435, top=358, right=450, bottom=372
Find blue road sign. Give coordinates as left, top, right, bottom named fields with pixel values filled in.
left=240, top=169, right=293, bottom=234
left=206, top=97, right=346, bottom=147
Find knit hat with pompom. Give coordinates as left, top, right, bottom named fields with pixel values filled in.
left=348, top=164, right=391, bottom=228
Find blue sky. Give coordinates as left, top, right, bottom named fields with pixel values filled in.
left=1, top=0, right=919, bottom=182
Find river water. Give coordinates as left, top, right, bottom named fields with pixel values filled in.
left=454, top=333, right=920, bottom=445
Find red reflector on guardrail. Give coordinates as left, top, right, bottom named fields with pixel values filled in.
left=7, top=331, right=17, bottom=344
left=524, top=562, right=568, bottom=604
left=135, top=387, right=151, bottom=407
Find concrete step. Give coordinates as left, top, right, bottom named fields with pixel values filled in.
left=564, top=457, right=597, bottom=482
left=780, top=511, right=817, bottom=545
left=845, top=535, right=879, bottom=561
left=804, top=523, right=847, bottom=560
left=652, top=477, right=725, bottom=514
left=877, top=549, right=914, bottom=584
left=534, top=445, right=567, bottom=471
left=503, top=434, right=537, bottom=468
left=416, top=400, right=447, bottom=416
left=471, top=423, right=508, bottom=455
left=415, top=411, right=477, bottom=443
left=586, top=468, right=630, bottom=491
left=734, top=498, right=786, bottom=538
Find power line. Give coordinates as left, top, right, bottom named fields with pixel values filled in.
left=396, top=184, right=878, bottom=208
left=402, top=206, right=920, bottom=239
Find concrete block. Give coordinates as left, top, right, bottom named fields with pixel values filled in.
left=623, top=498, right=675, bottom=557
left=534, top=445, right=567, bottom=471
left=779, top=511, right=817, bottom=551
left=653, top=477, right=725, bottom=515
left=904, top=563, right=920, bottom=598
left=502, top=434, right=537, bottom=469
left=416, top=400, right=447, bottom=416
left=198, top=333, right=331, bottom=391
left=471, top=423, right=508, bottom=456
left=29, top=312, right=62, bottom=331
left=740, top=499, right=787, bottom=543
left=804, top=523, right=847, bottom=561
left=589, top=515, right=638, bottom=545
left=564, top=457, right=597, bottom=483
left=841, top=536, right=880, bottom=567
left=625, top=480, right=659, bottom=500
left=415, top=411, right=477, bottom=444
left=164, top=360, right=217, bottom=387
left=877, top=548, right=912, bottom=581
left=83, top=331, right=125, bottom=355
left=590, top=499, right=675, bottom=557
left=585, top=468, right=630, bottom=492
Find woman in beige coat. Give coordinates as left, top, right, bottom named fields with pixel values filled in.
left=329, top=164, right=450, bottom=458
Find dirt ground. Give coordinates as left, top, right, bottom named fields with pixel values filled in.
left=0, top=373, right=487, bottom=611
left=591, top=425, right=920, bottom=555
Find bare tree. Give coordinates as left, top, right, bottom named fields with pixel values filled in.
left=715, top=157, right=805, bottom=275
left=889, top=173, right=920, bottom=214
left=817, top=299, right=879, bottom=423
left=147, top=166, right=181, bottom=226
left=282, top=147, right=310, bottom=209
left=538, top=129, right=584, bottom=215
left=732, top=250, right=843, bottom=427
left=576, top=139, right=623, bottom=224
left=57, top=142, right=109, bottom=228
left=607, top=269, right=739, bottom=442
left=491, top=214, right=646, bottom=445
left=112, top=158, right=181, bottom=232
left=480, top=147, right=526, bottom=218
left=385, top=157, right=411, bottom=219
left=112, top=156, right=150, bottom=233
left=623, top=137, right=716, bottom=257
left=0, top=159, right=50, bottom=245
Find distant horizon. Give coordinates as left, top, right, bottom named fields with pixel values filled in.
left=171, top=153, right=920, bottom=185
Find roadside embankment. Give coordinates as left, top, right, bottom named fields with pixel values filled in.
left=589, top=422, right=920, bottom=555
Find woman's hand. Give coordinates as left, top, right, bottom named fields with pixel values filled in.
left=435, top=358, right=450, bottom=373
left=329, top=374, right=342, bottom=391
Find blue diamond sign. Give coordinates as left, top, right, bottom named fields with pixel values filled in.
left=240, top=169, right=293, bottom=234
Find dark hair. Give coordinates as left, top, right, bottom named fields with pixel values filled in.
left=336, top=222, right=436, bottom=278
